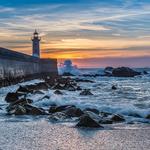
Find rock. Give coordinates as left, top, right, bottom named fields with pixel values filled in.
left=112, top=85, right=117, bottom=90
left=48, top=112, right=68, bottom=122
left=76, top=114, right=103, bottom=128
left=41, top=95, right=50, bottom=99
left=65, top=107, right=84, bottom=117
left=64, top=83, right=76, bottom=91
left=10, top=98, right=33, bottom=106
left=111, top=114, right=125, bottom=122
left=5, top=92, right=19, bottom=103
left=17, top=86, right=32, bottom=93
left=100, top=111, right=112, bottom=117
left=143, top=70, right=148, bottom=75
left=104, top=67, right=114, bottom=76
left=146, top=114, right=150, bottom=119
left=33, top=90, right=44, bottom=95
left=84, top=108, right=99, bottom=114
left=7, top=105, right=26, bottom=115
left=6, top=102, right=46, bottom=115
left=49, top=105, right=75, bottom=113
left=52, top=83, right=64, bottom=90
left=35, top=82, right=49, bottom=90
left=76, top=86, right=82, bottom=91
left=80, top=89, right=93, bottom=96
left=54, top=90, right=63, bottom=95
left=25, top=104, right=47, bottom=115
left=112, top=67, right=141, bottom=77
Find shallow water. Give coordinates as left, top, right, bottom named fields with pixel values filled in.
left=0, top=121, right=149, bottom=150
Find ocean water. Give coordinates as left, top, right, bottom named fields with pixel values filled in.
left=0, top=68, right=150, bottom=124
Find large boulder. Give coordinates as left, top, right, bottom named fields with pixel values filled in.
left=25, top=104, right=47, bottom=115
left=84, top=108, right=99, bottom=114
left=112, top=67, right=141, bottom=77
left=65, top=107, right=84, bottom=117
left=52, top=83, right=64, bottom=90
left=35, top=82, right=49, bottom=90
left=48, top=112, right=68, bottom=122
left=5, top=92, right=19, bottom=103
left=17, top=86, right=32, bottom=93
left=10, top=98, right=33, bottom=106
left=76, top=114, right=103, bottom=128
left=6, top=103, right=47, bottom=116
left=112, top=85, right=117, bottom=90
left=49, top=105, right=75, bottom=113
left=111, top=114, right=125, bottom=122
left=146, top=114, right=150, bottom=119
left=104, top=67, right=114, bottom=76
left=7, top=105, right=26, bottom=115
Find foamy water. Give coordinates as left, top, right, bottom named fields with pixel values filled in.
left=0, top=69, right=150, bottom=124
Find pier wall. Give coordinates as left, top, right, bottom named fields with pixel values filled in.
left=0, top=47, right=58, bottom=86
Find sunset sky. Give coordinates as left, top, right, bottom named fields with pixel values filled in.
left=0, top=0, right=150, bottom=68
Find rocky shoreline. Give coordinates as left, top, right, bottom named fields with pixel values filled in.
left=2, top=74, right=150, bottom=129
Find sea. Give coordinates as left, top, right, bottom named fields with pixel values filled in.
left=0, top=68, right=150, bottom=125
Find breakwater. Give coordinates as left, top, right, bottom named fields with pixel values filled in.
left=0, top=47, right=58, bottom=86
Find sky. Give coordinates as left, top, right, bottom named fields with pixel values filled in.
left=0, top=0, right=150, bottom=68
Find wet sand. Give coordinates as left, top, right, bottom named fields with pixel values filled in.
left=0, top=120, right=149, bottom=150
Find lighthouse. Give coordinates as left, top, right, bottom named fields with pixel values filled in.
left=32, top=30, right=41, bottom=58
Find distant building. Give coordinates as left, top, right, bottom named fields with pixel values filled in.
left=32, top=30, right=41, bottom=58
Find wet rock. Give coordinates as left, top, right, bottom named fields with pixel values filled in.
left=5, top=92, right=19, bottom=103
left=111, top=114, right=125, bottom=122
left=112, top=67, right=141, bottom=77
left=100, top=111, right=112, bottom=117
left=64, top=82, right=76, bottom=91
left=146, top=114, right=150, bottom=119
left=10, top=98, right=33, bottom=106
left=54, top=90, right=63, bottom=95
left=33, top=90, right=44, bottom=95
left=17, top=86, right=32, bottom=93
left=6, top=102, right=46, bottom=115
left=76, top=86, right=82, bottom=91
left=35, top=82, right=49, bottom=90
left=112, top=85, right=117, bottom=90
left=80, top=89, right=93, bottom=96
left=52, top=83, right=64, bottom=90
left=76, top=114, right=103, bottom=128
left=7, top=105, right=26, bottom=115
left=143, top=70, right=148, bottom=75
left=84, top=108, right=99, bottom=114
left=49, top=105, right=75, bottom=114
left=25, top=104, right=47, bottom=115
left=65, top=107, right=84, bottom=117
left=104, top=67, right=113, bottom=76
left=48, top=112, right=68, bottom=122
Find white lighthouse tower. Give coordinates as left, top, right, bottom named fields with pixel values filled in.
left=32, top=30, right=41, bottom=58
